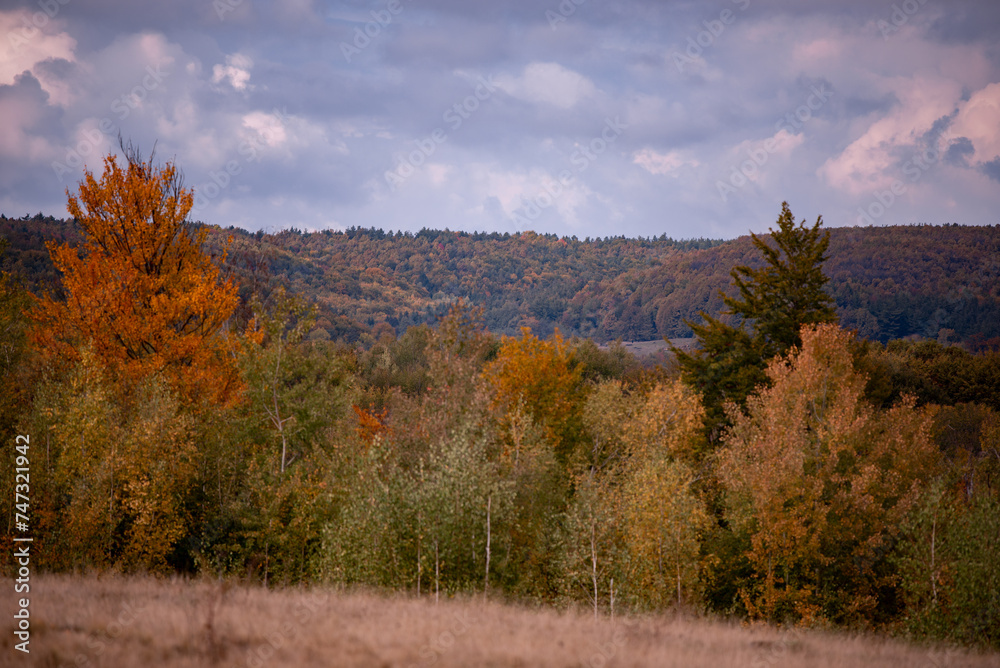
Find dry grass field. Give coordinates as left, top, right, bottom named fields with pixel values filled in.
left=2, top=574, right=998, bottom=668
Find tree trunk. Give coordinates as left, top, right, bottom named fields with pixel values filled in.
left=591, top=519, right=598, bottom=621
left=485, top=495, right=492, bottom=594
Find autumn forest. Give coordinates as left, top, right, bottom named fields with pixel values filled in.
left=1, top=151, right=999, bottom=651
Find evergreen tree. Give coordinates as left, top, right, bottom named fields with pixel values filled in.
left=674, top=202, right=836, bottom=439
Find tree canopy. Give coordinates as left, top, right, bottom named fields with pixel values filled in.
left=30, top=145, right=239, bottom=404
left=674, top=202, right=837, bottom=437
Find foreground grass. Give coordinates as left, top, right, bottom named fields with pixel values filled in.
left=2, top=575, right=997, bottom=668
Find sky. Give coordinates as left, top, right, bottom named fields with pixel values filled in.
left=1, top=0, right=999, bottom=240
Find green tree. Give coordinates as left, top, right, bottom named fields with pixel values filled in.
left=0, top=240, right=34, bottom=574
left=321, top=424, right=513, bottom=596
left=411, top=426, right=514, bottom=597
left=674, top=202, right=836, bottom=438
left=558, top=467, right=621, bottom=617
left=29, top=346, right=196, bottom=572
left=894, top=482, right=1000, bottom=648
left=320, top=435, right=408, bottom=588
left=241, top=287, right=352, bottom=473
left=226, top=287, right=356, bottom=583
left=0, top=239, right=30, bottom=424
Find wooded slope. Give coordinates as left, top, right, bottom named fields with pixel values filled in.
left=3, top=214, right=997, bottom=345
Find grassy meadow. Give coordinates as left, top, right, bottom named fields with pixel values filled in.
left=3, top=574, right=998, bottom=668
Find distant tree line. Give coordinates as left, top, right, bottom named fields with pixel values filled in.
left=4, top=213, right=997, bottom=348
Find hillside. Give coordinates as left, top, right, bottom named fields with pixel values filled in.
left=7, top=574, right=998, bottom=668
left=3, top=214, right=998, bottom=346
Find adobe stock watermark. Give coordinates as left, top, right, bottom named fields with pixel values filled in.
left=546, top=0, right=588, bottom=30
left=235, top=589, right=330, bottom=668
left=672, top=0, right=751, bottom=73
left=57, top=598, right=150, bottom=668
left=191, top=107, right=292, bottom=213
left=51, top=62, right=170, bottom=182
left=384, top=75, right=498, bottom=191
left=340, top=0, right=415, bottom=63
left=716, top=83, right=833, bottom=202
left=6, top=0, right=71, bottom=52
left=407, top=611, right=470, bottom=667
left=584, top=625, right=626, bottom=668
left=855, top=143, right=939, bottom=225
left=508, top=116, right=627, bottom=230
left=749, top=627, right=803, bottom=668
left=877, top=0, right=931, bottom=39
left=213, top=0, right=243, bottom=21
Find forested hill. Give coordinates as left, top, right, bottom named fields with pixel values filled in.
left=2, top=214, right=998, bottom=347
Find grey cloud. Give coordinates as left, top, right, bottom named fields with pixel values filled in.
left=924, top=111, right=957, bottom=143
left=927, top=3, right=1000, bottom=43
left=2, top=0, right=999, bottom=238
left=981, top=157, right=1000, bottom=184
left=843, top=92, right=898, bottom=118
left=945, top=137, right=975, bottom=167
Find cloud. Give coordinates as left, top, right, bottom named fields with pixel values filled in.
left=818, top=76, right=963, bottom=195
left=495, top=62, right=596, bottom=109
left=212, top=53, right=254, bottom=91
left=944, top=136, right=975, bottom=166
left=0, top=9, right=77, bottom=104
left=727, top=129, right=804, bottom=179
left=241, top=109, right=287, bottom=148
left=945, top=81, right=1000, bottom=163
left=1, top=0, right=999, bottom=238
left=981, top=157, right=1000, bottom=183
left=0, top=71, right=63, bottom=163
left=633, top=148, right=699, bottom=176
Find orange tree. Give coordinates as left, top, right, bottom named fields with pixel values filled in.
left=483, top=327, right=585, bottom=464
left=30, top=145, right=239, bottom=405
left=718, top=324, right=942, bottom=625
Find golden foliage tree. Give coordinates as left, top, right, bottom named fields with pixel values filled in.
left=619, top=379, right=710, bottom=608
left=31, top=146, right=239, bottom=405
left=483, top=327, right=583, bottom=461
left=567, top=378, right=711, bottom=611
left=623, top=379, right=707, bottom=467
left=35, top=346, right=196, bottom=571
left=718, top=323, right=942, bottom=624
left=620, top=456, right=711, bottom=609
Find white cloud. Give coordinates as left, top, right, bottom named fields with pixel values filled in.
left=212, top=53, right=254, bottom=91
left=241, top=110, right=285, bottom=146
left=944, top=81, right=1000, bottom=163
left=489, top=165, right=590, bottom=226
left=426, top=163, right=452, bottom=187
left=819, top=76, right=963, bottom=195
left=633, top=148, right=699, bottom=176
left=792, top=37, right=843, bottom=65
left=495, top=62, right=596, bottom=109
left=733, top=128, right=803, bottom=163
left=0, top=9, right=77, bottom=105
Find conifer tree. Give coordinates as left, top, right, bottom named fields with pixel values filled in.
left=674, top=202, right=836, bottom=439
